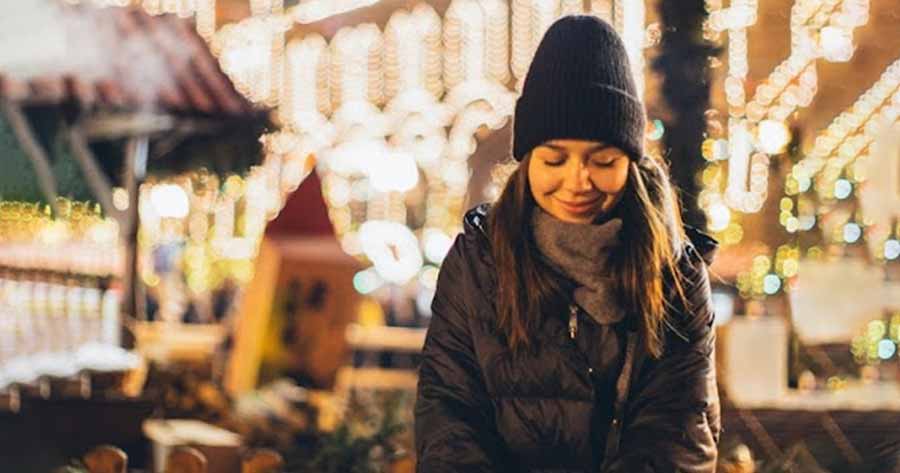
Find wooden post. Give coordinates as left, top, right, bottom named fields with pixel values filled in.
left=121, top=136, right=149, bottom=326
left=67, top=125, right=124, bottom=222
left=83, top=445, right=128, bottom=473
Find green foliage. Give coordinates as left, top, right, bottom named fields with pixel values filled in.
left=0, top=108, right=92, bottom=203
left=0, top=111, right=56, bottom=202
left=284, top=390, right=410, bottom=473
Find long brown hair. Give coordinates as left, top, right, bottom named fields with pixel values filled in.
left=488, top=153, right=689, bottom=359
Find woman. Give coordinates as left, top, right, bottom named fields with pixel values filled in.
left=415, top=15, right=720, bottom=473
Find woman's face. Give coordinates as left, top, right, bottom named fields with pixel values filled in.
left=528, top=139, right=630, bottom=224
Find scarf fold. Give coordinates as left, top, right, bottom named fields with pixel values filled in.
left=531, top=207, right=626, bottom=325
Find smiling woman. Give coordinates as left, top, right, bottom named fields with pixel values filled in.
left=528, top=139, right=630, bottom=224
left=415, top=15, right=721, bottom=473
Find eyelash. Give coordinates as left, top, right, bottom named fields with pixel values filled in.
left=543, top=159, right=613, bottom=167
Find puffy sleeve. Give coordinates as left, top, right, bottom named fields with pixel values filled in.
left=602, top=244, right=720, bottom=473
left=414, top=235, right=508, bottom=472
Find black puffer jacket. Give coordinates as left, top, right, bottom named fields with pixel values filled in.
left=415, top=204, right=720, bottom=472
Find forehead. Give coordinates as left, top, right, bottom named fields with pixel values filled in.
left=541, top=139, right=618, bottom=153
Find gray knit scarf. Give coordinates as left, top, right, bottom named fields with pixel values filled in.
left=531, top=207, right=626, bottom=325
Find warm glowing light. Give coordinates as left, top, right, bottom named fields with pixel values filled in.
left=368, top=150, right=419, bottom=193
left=763, top=274, right=781, bottom=295
left=885, top=240, right=900, bottom=260
left=112, top=187, right=129, bottom=211
left=819, top=26, right=854, bottom=62
left=707, top=202, right=731, bottom=232
left=843, top=222, right=862, bottom=243
left=422, top=229, right=453, bottom=264
left=359, top=220, right=423, bottom=284
left=353, top=267, right=383, bottom=294
left=150, top=184, right=190, bottom=219
left=756, top=120, right=791, bottom=154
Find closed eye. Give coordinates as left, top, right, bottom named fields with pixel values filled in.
left=590, top=154, right=622, bottom=167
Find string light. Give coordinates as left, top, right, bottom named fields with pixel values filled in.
left=885, top=240, right=900, bottom=260
left=705, top=0, right=875, bottom=227
left=796, top=59, right=899, bottom=206
left=756, top=119, right=791, bottom=154
left=359, top=220, right=423, bottom=284
left=284, top=35, right=331, bottom=130
left=422, top=229, right=453, bottom=264
left=65, top=0, right=656, bottom=292
left=150, top=184, right=190, bottom=219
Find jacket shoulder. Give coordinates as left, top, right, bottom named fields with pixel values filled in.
left=463, top=203, right=492, bottom=238
left=665, top=225, right=719, bottom=345
left=682, top=223, right=719, bottom=266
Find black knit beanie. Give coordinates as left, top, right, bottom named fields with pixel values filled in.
left=513, top=15, right=646, bottom=162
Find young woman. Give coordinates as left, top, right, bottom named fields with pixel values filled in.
left=414, top=15, right=720, bottom=473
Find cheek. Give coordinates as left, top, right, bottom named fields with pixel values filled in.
left=527, top=163, right=560, bottom=195
left=591, top=169, right=628, bottom=194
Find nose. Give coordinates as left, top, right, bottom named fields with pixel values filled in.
left=564, top=158, right=593, bottom=193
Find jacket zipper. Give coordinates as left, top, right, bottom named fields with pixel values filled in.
left=568, top=304, right=578, bottom=339
left=567, top=304, right=596, bottom=387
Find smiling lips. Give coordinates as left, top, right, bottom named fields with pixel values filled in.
left=556, top=196, right=602, bottom=214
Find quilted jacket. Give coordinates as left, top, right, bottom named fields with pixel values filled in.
left=415, top=204, right=721, bottom=472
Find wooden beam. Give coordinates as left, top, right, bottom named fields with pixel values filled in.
left=0, top=100, right=62, bottom=218
left=67, top=125, right=125, bottom=222
left=81, top=112, right=175, bottom=140
left=285, top=0, right=453, bottom=41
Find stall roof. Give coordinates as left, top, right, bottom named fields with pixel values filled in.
left=0, top=4, right=258, bottom=118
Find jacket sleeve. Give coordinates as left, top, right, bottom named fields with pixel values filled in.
left=603, top=244, right=721, bottom=473
left=414, top=235, right=506, bottom=472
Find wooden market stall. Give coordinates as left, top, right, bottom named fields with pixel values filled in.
left=0, top=3, right=270, bottom=470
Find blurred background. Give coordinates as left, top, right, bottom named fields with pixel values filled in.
left=0, top=0, right=899, bottom=472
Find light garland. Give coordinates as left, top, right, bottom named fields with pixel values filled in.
left=620, top=0, right=645, bottom=97
left=791, top=58, right=900, bottom=200
left=704, top=0, right=872, bottom=219
left=359, top=220, right=423, bottom=284
left=306, top=1, right=654, bottom=284
left=284, top=35, right=332, bottom=130
left=443, top=0, right=510, bottom=91
left=384, top=5, right=443, bottom=103
left=212, top=16, right=291, bottom=105
left=330, top=23, right=384, bottom=111
left=699, top=0, right=892, bottom=306
left=198, top=1, right=658, bottom=289
left=0, top=201, right=121, bottom=276
left=64, top=0, right=218, bottom=39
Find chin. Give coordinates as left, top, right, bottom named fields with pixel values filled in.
left=552, top=209, right=600, bottom=224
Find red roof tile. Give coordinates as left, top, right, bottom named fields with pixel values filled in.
left=0, top=4, right=259, bottom=118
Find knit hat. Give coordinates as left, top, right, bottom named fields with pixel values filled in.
left=512, top=15, right=646, bottom=162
